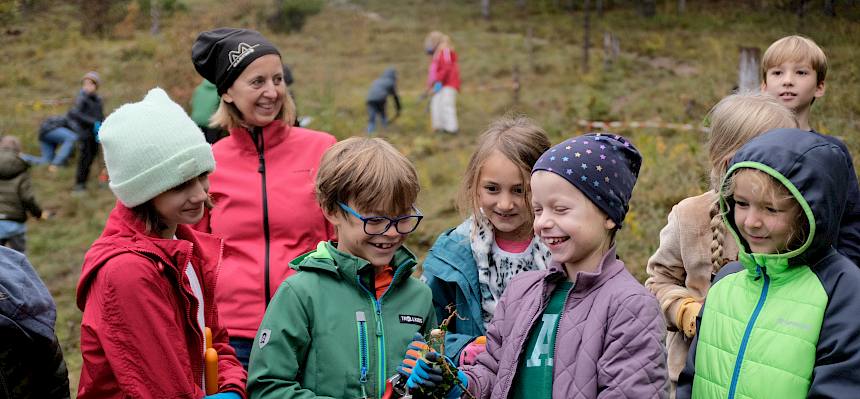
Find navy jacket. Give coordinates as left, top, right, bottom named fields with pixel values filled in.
left=67, top=89, right=104, bottom=138
left=0, top=247, right=70, bottom=398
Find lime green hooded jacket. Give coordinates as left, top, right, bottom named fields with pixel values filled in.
left=677, top=129, right=860, bottom=399
left=247, top=241, right=436, bottom=398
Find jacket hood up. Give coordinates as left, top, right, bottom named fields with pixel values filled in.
left=720, top=128, right=850, bottom=272
left=0, top=247, right=56, bottom=341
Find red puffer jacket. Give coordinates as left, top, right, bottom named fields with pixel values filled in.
left=76, top=202, right=246, bottom=398
left=196, top=121, right=336, bottom=339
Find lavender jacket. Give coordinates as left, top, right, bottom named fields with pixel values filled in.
left=462, top=247, right=668, bottom=398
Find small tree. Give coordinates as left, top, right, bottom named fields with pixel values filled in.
left=268, top=0, right=324, bottom=33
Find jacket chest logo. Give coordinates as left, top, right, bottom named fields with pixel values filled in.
left=399, top=315, right=424, bottom=325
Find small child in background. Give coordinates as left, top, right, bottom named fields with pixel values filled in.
left=758, top=35, right=860, bottom=263
left=418, top=115, right=551, bottom=367
left=76, top=88, right=245, bottom=398
left=0, top=135, right=45, bottom=254
left=70, top=71, right=104, bottom=193
left=36, top=114, right=78, bottom=171
left=424, top=31, right=460, bottom=134
left=366, top=67, right=401, bottom=134
left=407, top=133, right=667, bottom=398
left=677, top=128, right=860, bottom=398
left=248, top=137, right=435, bottom=398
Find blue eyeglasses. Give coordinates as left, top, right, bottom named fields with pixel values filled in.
left=338, top=202, right=423, bottom=236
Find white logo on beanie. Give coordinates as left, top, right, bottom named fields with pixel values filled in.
left=228, top=42, right=260, bottom=68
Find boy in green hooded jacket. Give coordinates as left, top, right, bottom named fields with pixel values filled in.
left=248, top=137, right=435, bottom=398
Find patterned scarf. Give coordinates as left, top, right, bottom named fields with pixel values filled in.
left=469, top=215, right=552, bottom=325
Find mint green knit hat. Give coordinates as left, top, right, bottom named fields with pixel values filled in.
left=100, top=87, right=215, bottom=207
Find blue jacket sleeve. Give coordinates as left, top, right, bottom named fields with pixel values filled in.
left=820, top=134, right=860, bottom=266
left=809, top=255, right=860, bottom=397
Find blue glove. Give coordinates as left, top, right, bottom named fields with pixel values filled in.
left=93, top=121, right=102, bottom=143
left=406, top=352, right=467, bottom=398
left=398, top=332, right=430, bottom=376
left=204, top=392, right=240, bottom=399
left=432, top=81, right=443, bottom=93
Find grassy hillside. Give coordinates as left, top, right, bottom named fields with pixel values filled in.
left=2, top=0, right=858, bottom=394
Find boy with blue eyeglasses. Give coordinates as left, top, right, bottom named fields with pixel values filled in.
left=247, top=137, right=436, bottom=398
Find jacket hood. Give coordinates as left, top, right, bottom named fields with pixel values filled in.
left=76, top=201, right=223, bottom=310
left=381, top=67, right=397, bottom=82
left=0, top=149, right=28, bottom=179
left=720, top=128, right=849, bottom=273
left=290, top=241, right=417, bottom=287
left=0, top=247, right=56, bottom=340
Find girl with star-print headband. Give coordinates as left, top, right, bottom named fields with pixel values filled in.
left=406, top=133, right=668, bottom=398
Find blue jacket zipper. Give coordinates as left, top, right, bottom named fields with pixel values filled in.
left=727, top=265, right=770, bottom=399
left=357, top=276, right=387, bottom=399
left=356, top=311, right=370, bottom=399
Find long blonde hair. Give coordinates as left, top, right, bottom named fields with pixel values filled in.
left=458, top=115, right=550, bottom=226
left=705, top=92, right=797, bottom=269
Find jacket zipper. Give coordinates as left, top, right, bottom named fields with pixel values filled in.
left=502, top=281, right=550, bottom=396
left=551, top=282, right=575, bottom=369
left=356, top=311, right=370, bottom=399
left=727, top=265, right=770, bottom=399
left=252, top=127, right=273, bottom=308
left=139, top=246, right=206, bottom=389
left=357, top=275, right=387, bottom=399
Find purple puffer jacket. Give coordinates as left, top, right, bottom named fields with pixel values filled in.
left=462, top=247, right=668, bottom=399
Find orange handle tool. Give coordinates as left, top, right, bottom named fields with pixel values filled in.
left=205, top=327, right=219, bottom=395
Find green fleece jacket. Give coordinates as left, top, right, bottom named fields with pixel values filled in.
left=248, top=241, right=436, bottom=399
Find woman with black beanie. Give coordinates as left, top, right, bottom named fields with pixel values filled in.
left=191, top=28, right=337, bottom=369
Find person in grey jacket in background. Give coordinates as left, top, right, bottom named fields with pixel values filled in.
left=366, top=67, right=401, bottom=134
left=0, top=246, right=70, bottom=398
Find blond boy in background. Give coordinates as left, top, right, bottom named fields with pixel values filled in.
left=760, top=34, right=860, bottom=264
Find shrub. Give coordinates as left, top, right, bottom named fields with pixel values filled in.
left=268, top=0, right=323, bottom=33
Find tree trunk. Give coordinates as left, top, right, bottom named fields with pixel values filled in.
left=526, top=26, right=535, bottom=72
left=603, top=31, right=619, bottom=70
left=482, top=0, right=490, bottom=20
left=678, top=0, right=686, bottom=14
left=824, top=0, right=835, bottom=17
left=638, top=0, right=656, bottom=17
left=150, top=0, right=160, bottom=35
left=738, top=47, right=761, bottom=92
left=796, top=0, right=807, bottom=18
left=582, top=0, right=591, bottom=73
left=512, top=64, right=521, bottom=105
left=596, top=0, right=603, bottom=18
left=517, top=0, right=526, bottom=11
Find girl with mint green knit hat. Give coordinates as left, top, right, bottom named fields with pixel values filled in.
left=75, top=88, right=246, bottom=398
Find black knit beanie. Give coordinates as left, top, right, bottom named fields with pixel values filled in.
left=532, top=133, right=642, bottom=227
left=191, top=28, right=281, bottom=95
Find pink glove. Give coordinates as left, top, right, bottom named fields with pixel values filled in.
left=459, top=336, right=486, bottom=366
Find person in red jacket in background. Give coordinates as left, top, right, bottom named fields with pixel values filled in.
left=191, top=28, right=337, bottom=369
left=424, top=31, right=461, bottom=134
left=76, top=88, right=245, bottom=398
